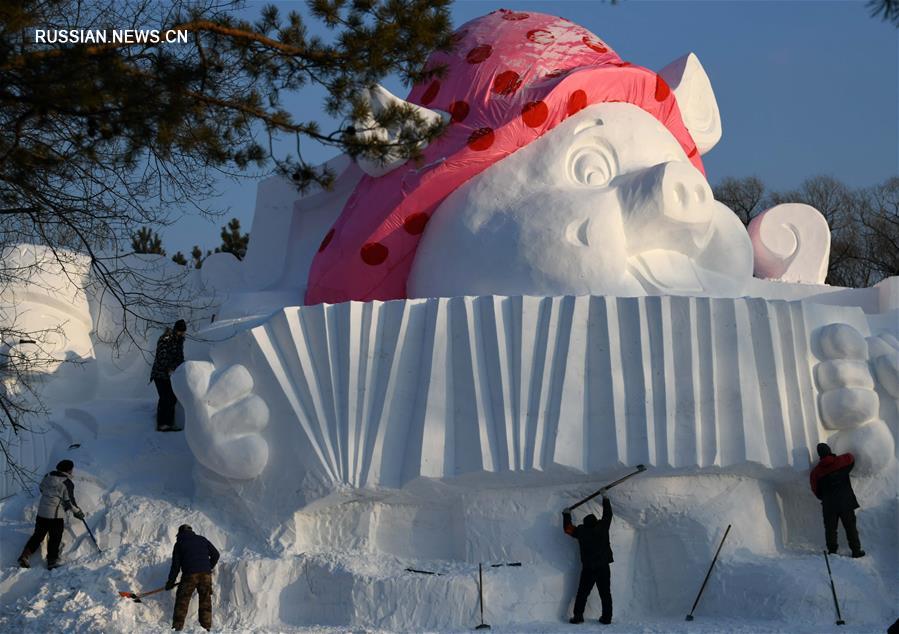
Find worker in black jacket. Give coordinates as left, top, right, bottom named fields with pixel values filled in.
left=563, top=489, right=613, bottom=625
left=150, top=319, right=187, bottom=431
left=166, top=524, right=220, bottom=631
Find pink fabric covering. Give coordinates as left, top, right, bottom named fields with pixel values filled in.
left=306, top=9, right=701, bottom=305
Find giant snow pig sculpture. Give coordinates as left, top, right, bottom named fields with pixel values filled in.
left=172, top=11, right=895, bottom=523
left=222, top=9, right=833, bottom=311
left=305, top=10, right=753, bottom=303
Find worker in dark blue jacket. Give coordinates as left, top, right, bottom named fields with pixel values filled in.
left=166, top=524, right=220, bottom=631
left=563, top=489, right=613, bottom=625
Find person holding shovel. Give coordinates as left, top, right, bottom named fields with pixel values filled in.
left=166, top=524, right=220, bottom=631
left=17, top=459, right=84, bottom=569
left=563, top=489, right=614, bottom=625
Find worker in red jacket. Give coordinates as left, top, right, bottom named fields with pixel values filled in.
left=810, top=443, right=864, bottom=558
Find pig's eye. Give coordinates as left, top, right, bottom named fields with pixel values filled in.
left=568, top=144, right=617, bottom=187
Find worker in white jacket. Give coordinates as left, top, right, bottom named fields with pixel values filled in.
left=18, top=459, right=84, bottom=569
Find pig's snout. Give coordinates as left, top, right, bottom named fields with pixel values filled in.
left=618, top=161, right=715, bottom=254
left=660, top=162, right=714, bottom=229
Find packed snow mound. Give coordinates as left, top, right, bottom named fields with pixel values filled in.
left=1, top=400, right=896, bottom=632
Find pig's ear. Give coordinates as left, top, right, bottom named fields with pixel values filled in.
left=658, top=53, right=722, bottom=155
left=352, top=84, right=449, bottom=178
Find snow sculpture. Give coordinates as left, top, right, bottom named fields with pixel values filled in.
left=173, top=361, right=270, bottom=480
left=748, top=203, right=831, bottom=284
left=175, top=294, right=899, bottom=530
left=409, top=103, right=752, bottom=297
left=813, top=323, right=897, bottom=473
left=3, top=11, right=897, bottom=632
left=0, top=244, right=213, bottom=497
left=304, top=10, right=754, bottom=304
left=172, top=10, right=897, bottom=502
left=0, top=244, right=96, bottom=405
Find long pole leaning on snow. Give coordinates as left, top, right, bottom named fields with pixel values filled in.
left=685, top=524, right=731, bottom=621
left=568, top=464, right=646, bottom=511
left=823, top=550, right=846, bottom=626
left=475, top=562, right=490, bottom=630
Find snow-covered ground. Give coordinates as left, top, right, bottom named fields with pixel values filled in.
left=1, top=399, right=894, bottom=633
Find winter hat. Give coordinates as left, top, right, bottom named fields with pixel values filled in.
left=55, top=459, right=74, bottom=473
left=177, top=524, right=193, bottom=534
left=817, top=443, right=833, bottom=458
left=583, top=514, right=598, bottom=526
left=306, top=9, right=701, bottom=305
left=173, top=319, right=187, bottom=333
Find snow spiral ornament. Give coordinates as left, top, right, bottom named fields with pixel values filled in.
left=748, top=203, right=830, bottom=284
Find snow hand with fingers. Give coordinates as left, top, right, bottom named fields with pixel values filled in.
left=173, top=361, right=270, bottom=480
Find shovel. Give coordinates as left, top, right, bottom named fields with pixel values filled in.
left=118, top=582, right=178, bottom=603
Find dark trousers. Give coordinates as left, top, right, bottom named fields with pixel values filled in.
left=154, top=377, right=177, bottom=429
left=572, top=564, right=612, bottom=620
left=824, top=507, right=861, bottom=554
left=173, top=572, right=213, bottom=631
left=22, top=516, right=64, bottom=565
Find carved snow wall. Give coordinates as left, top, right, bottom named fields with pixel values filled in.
left=178, top=294, right=899, bottom=514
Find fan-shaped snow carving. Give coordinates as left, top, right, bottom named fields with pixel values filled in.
left=748, top=203, right=831, bottom=284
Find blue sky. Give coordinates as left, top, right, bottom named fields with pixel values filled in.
left=163, top=0, right=897, bottom=256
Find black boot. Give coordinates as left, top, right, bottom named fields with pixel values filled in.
left=17, top=548, right=31, bottom=568
left=569, top=615, right=584, bottom=624
left=851, top=549, right=865, bottom=558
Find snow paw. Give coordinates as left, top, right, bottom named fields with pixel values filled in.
left=172, top=361, right=270, bottom=480
left=868, top=333, right=899, bottom=399
left=813, top=324, right=896, bottom=474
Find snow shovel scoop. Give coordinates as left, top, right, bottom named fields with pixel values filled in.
left=118, top=582, right=178, bottom=603
left=568, top=464, right=647, bottom=511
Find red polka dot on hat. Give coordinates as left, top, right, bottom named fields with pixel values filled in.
left=567, top=90, right=587, bottom=115
left=493, top=70, right=522, bottom=95
left=522, top=101, right=549, bottom=128
left=360, top=242, right=389, bottom=265
left=403, top=213, right=430, bottom=235
left=449, top=101, right=470, bottom=123
left=654, top=74, right=671, bottom=102
left=467, top=44, right=492, bottom=64
left=527, top=29, right=554, bottom=44
left=467, top=127, right=495, bottom=151
left=582, top=36, right=608, bottom=54
left=421, top=80, right=440, bottom=105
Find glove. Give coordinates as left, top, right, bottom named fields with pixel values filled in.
left=562, top=507, right=571, bottom=514
left=165, top=580, right=176, bottom=591
left=599, top=488, right=609, bottom=498
left=73, top=510, right=85, bottom=521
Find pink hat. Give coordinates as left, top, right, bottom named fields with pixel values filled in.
left=306, top=9, right=701, bottom=305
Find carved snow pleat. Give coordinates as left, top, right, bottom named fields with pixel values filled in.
left=790, top=302, right=820, bottom=454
